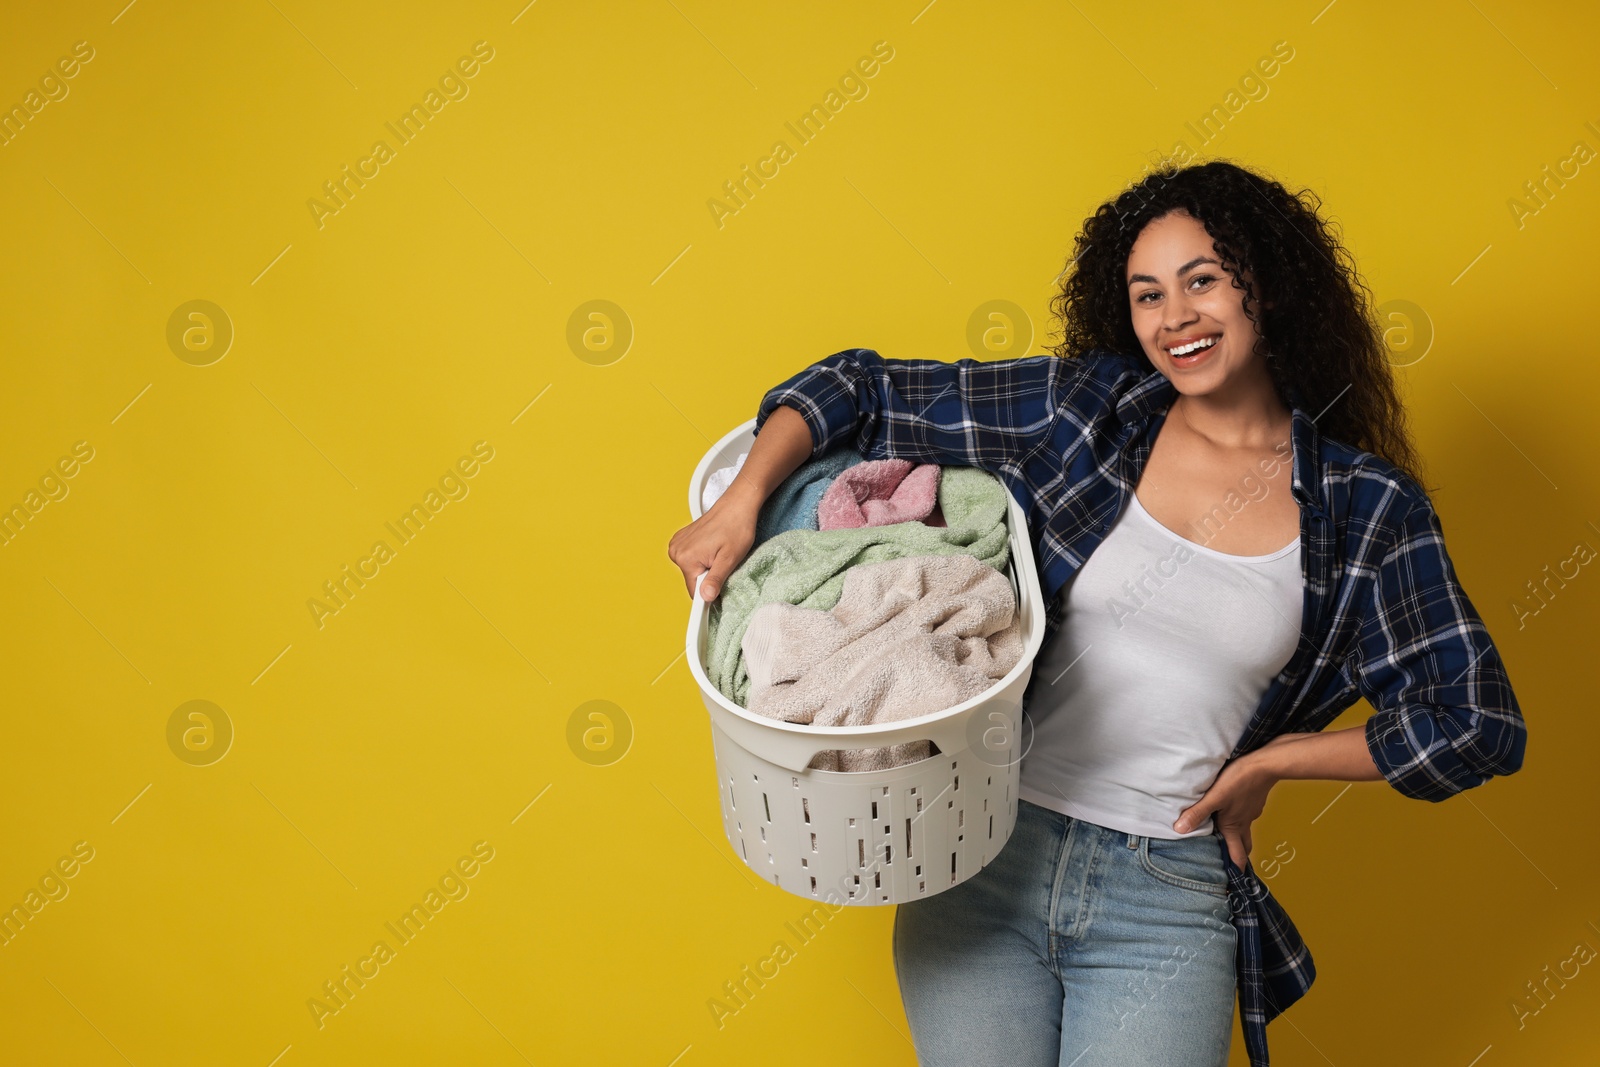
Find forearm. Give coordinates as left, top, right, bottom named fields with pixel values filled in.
left=724, top=404, right=813, bottom=507
left=1173, top=724, right=1389, bottom=844
left=1248, top=725, right=1385, bottom=785
left=752, top=347, right=1074, bottom=475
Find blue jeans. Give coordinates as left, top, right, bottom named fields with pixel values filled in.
left=892, top=797, right=1237, bottom=1066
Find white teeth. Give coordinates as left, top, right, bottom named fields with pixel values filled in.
left=1169, top=336, right=1218, bottom=356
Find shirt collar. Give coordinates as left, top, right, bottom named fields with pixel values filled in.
left=1287, top=405, right=1328, bottom=515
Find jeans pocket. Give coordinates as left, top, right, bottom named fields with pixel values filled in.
left=1137, top=834, right=1230, bottom=898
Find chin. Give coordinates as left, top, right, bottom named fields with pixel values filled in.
left=1161, top=368, right=1224, bottom=395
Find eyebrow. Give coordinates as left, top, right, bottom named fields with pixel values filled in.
left=1127, top=255, right=1219, bottom=287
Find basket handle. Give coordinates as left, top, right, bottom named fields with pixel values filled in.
left=709, top=683, right=1025, bottom=774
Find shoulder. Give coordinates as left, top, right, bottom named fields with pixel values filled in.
left=1315, top=435, right=1438, bottom=548
left=1049, top=347, right=1159, bottom=411
left=1062, top=346, right=1151, bottom=385
left=852, top=345, right=1148, bottom=391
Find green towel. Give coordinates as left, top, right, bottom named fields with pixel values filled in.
left=707, top=465, right=1013, bottom=706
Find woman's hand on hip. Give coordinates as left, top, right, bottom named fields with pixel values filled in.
left=1170, top=736, right=1312, bottom=868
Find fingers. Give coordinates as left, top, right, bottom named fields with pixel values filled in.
left=668, top=525, right=711, bottom=599
left=701, top=548, right=737, bottom=602
left=670, top=547, right=722, bottom=602
left=669, top=511, right=754, bottom=602
left=667, top=527, right=691, bottom=596
left=679, top=557, right=712, bottom=599
left=1224, top=830, right=1248, bottom=870
left=1173, top=797, right=1208, bottom=834
left=668, top=542, right=692, bottom=597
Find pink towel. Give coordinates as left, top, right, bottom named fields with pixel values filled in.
left=816, top=459, right=941, bottom=531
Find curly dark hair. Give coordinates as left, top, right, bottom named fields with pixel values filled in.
left=1047, top=158, right=1426, bottom=490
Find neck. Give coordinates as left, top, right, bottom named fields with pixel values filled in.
left=1170, top=365, right=1290, bottom=450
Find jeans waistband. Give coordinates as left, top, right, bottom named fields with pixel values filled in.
left=1019, top=796, right=1190, bottom=851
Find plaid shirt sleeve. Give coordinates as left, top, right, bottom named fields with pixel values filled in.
left=1354, top=493, right=1528, bottom=801
left=752, top=348, right=1077, bottom=475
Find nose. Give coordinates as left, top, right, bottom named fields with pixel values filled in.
left=1163, top=287, right=1199, bottom=334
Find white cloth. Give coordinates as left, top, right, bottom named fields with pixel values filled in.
left=741, top=553, right=1022, bottom=772
left=1017, top=490, right=1301, bottom=839
left=702, top=452, right=748, bottom=511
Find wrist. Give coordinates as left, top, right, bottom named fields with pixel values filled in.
left=717, top=476, right=766, bottom=513
left=1240, top=746, right=1287, bottom=787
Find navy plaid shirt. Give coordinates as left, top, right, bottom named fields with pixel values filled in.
left=753, top=347, right=1527, bottom=1066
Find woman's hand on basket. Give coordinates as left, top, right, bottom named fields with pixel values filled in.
left=669, top=481, right=760, bottom=602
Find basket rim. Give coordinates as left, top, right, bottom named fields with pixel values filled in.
left=684, top=417, right=1047, bottom=742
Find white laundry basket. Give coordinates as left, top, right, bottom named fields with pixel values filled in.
left=684, top=418, right=1048, bottom=906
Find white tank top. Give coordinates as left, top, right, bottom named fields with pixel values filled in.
left=1016, top=490, right=1302, bottom=839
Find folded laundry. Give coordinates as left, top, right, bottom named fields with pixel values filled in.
left=706, top=464, right=1013, bottom=707
left=702, top=452, right=748, bottom=511
left=753, top=445, right=865, bottom=546
left=741, top=553, right=1023, bottom=772
left=817, top=458, right=941, bottom=531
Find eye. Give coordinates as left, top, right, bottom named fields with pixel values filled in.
left=1189, top=273, right=1216, bottom=289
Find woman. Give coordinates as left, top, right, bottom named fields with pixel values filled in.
left=666, top=160, right=1526, bottom=1067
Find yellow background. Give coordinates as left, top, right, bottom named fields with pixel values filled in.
left=1, top=1, right=1595, bottom=1064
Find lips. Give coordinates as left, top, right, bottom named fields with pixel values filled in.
left=1167, top=333, right=1219, bottom=366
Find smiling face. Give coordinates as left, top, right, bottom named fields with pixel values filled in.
left=1125, top=209, right=1272, bottom=400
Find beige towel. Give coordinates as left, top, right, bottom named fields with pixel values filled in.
left=741, top=553, right=1022, bottom=772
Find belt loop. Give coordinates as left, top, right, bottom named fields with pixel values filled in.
left=1126, top=832, right=1138, bottom=850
